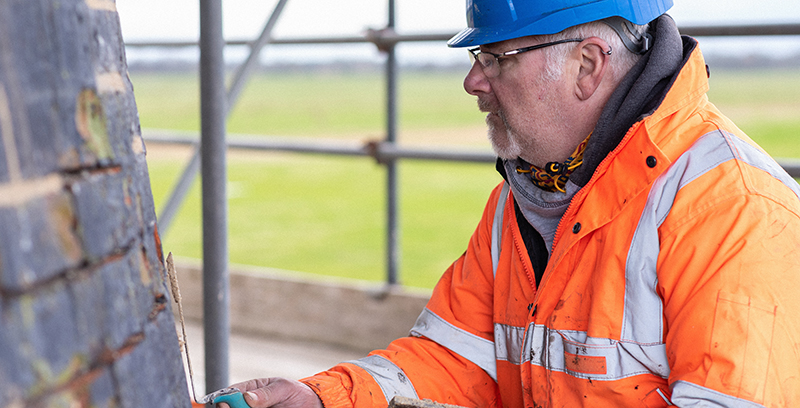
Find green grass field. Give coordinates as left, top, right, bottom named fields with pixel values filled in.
left=132, top=67, right=800, bottom=289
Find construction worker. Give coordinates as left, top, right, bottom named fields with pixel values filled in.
left=220, top=0, right=800, bottom=406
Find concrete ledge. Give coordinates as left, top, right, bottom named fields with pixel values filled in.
left=173, top=259, right=432, bottom=353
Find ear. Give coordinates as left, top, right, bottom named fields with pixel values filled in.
left=573, top=37, right=611, bottom=101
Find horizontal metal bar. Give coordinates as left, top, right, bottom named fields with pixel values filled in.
left=123, top=32, right=455, bottom=48
left=377, top=143, right=496, bottom=163
left=680, top=23, right=800, bottom=37
left=142, top=130, right=800, bottom=175
left=123, top=23, right=800, bottom=49
left=142, top=131, right=496, bottom=163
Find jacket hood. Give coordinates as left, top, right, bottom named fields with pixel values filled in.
left=570, top=14, right=688, bottom=187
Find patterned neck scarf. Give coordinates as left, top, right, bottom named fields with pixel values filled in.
left=515, top=134, right=591, bottom=193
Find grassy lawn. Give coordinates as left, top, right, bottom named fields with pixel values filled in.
left=132, top=70, right=482, bottom=138
left=706, top=68, right=800, bottom=158
left=132, top=67, right=800, bottom=289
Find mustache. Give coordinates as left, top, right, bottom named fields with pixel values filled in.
left=477, top=97, right=497, bottom=113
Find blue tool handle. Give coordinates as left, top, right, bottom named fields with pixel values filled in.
left=213, top=391, right=249, bottom=408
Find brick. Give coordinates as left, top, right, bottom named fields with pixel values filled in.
left=0, top=300, right=32, bottom=401
left=129, top=153, right=159, bottom=232
left=0, top=281, right=88, bottom=395
left=140, top=226, right=171, bottom=310
left=145, top=307, right=193, bottom=406
left=0, top=0, right=147, bottom=177
left=96, top=85, right=141, bottom=169
left=68, top=262, right=110, bottom=358
left=122, top=243, right=169, bottom=330
left=70, top=170, right=137, bottom=262
left=75, top=89, right=116, bottom=164
left=84, top=1, right=129, bottom=77
left=113, top=308, right=191, bottom=408
left=98, top=252, right=144, bottom=352
left=0, top=0, right=99, bottom=176
left=36, top=367, right=119, bottom=408
left=88, top=368, right=119, bottom=408
left=0, top=0, right=144, bottom=175
left=0, top=190, right=83, bottom=292
left=70, top=241, right=171, bottom=364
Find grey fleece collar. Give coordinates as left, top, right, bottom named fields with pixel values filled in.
left=570, top=14, right=686, bottom=187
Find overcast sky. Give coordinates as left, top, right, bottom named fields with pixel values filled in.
left=116, top=0, right=800, bottom=64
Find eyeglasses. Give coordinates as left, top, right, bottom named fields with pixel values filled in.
left=468, top=38, right=584, bottom=78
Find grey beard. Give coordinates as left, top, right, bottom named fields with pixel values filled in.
left=487, top=112, right=522, bottom=160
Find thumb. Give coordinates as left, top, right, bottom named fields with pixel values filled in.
left=244, top=385, right=288, bottom=408
left=242, top=391, right=263, bottom=407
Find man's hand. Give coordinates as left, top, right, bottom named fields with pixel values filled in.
left=216, top=378, right=323, bottom=408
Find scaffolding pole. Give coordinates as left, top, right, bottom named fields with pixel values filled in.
left=199, top=0, right=229, bottom=394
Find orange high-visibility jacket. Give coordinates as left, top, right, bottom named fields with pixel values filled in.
left=301, top=44, right=800, bottom=407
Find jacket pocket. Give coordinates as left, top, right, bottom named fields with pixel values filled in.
left=534, top=328, right=670, bottom=381
left=706, top=290, right=776, bottom=402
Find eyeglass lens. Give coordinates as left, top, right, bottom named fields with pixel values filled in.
left=469, top=50, right=499, bottom=78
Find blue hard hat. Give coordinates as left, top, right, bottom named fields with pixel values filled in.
left=448, top=0, right=673, bottom=47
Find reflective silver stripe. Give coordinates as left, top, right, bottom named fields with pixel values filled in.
left=727, top=132, right=800, bottom=199
left=671, top=380, right=766, bottom=407
left=494, top=323, right=526, bottom=365
left=491, top=182, right=510, bottom=278
left=409, top=308, right=498, bottom=381
left=345, top=355, right=418, bottom=404
left=624, top=130, right=800, bottom=344
left=520, top=323, right=670, bottom=380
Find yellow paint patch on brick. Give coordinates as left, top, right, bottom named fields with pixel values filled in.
left=95, top=71, right=127, bottom=94
left=0, top=174, right=63, bottom=207
left=47, top=192, right=82, bottom=264
left=85, top=0, right=116, bottom=12
left=76, top=88, right=114, bottom=160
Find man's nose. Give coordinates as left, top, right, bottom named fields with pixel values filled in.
left=464, top=61, right=491, bottom=96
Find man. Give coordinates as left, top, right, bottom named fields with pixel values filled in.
left=222, top=0, right=800, bottom=406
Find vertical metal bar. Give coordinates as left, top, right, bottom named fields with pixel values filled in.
left=385, top=0, right=399, bottom=286
left=226, top=0, right=290, bottom=111
left=199, top=0, right=229, bottom=394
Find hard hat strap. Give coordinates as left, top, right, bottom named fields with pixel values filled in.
left=601, top=16, right=653, bottom=55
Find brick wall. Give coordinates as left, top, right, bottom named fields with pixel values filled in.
left=0, top=0, right=190, bottom=406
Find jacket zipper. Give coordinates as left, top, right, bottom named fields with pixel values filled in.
left=530, top=121, right=643, bottom=308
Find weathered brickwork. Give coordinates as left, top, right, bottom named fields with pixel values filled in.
left=0, top=0, right=190, bottom=405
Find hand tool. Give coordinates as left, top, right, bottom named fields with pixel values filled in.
left=196, top=387, right=248, bottom=407
left=167, top=252, right=249, bottom=408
